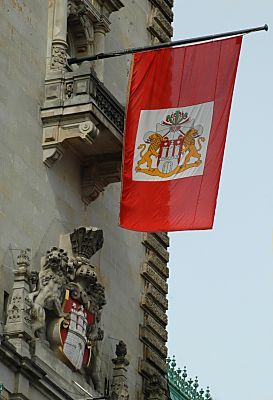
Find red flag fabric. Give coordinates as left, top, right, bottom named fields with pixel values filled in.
left=120, top=37, right=242, bottom=232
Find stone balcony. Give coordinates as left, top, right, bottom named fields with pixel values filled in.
left=41, top=64, right=124, bottom=203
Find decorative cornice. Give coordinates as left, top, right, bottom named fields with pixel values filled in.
left=82, top=0, right=124, bottom=17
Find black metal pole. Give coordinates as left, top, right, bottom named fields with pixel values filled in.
left=68, top=24, right=268, bottom=65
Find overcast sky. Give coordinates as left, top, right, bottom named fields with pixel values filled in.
left=168, top=2, right=273, bottom=400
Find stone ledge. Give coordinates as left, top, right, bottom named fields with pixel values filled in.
left=141, top=263, right=168, bottom=294
left=142, top=234, right=169, bottom=263
left=152, top=232, right=170, bottom=248
left=140, top=326, right=167, bottom=359
left=141, top=294, right=168, bottom=327
left=144, top=346, right=167, bottom=374
left=146, top=252, right=169, bottom=279
left=146, top=282, right=168, bottom=310
left=144, top=314, right=168, bottom=342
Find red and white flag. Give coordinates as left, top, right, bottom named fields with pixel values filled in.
left=120, top=36, right=242, bottom=232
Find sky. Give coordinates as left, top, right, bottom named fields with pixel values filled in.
left=167, top=2, right=273, bottom=400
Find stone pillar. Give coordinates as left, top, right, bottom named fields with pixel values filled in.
left=51, top=0, right=68, bottom=69
left=4, top=250, right=34, bottom=358
left=110, top=341, right=130, bottom=400
left=93, top=22, right=109, bottom=82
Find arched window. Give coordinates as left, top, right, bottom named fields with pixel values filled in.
left=67, top=1, right=94, bottom=59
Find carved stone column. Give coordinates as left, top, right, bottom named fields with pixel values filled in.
left=110, top=341, right=130, bottom=400
left=4, top=250, right=34, bottom=358
left=93, top=21, right=110, bottom=81
left=51, top=0, right=68, bottom=69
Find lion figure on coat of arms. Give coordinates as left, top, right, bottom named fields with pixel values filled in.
left=136, top=132, right=164, bottom=170
left=181, top=127, right=206, bottom=167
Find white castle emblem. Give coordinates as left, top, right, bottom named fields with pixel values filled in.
left=63, top=302, right=88, bottom=369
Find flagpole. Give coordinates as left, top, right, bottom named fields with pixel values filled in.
left=68, top=24, right=268, bottom=65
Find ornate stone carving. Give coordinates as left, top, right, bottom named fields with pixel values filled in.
left=4, top=250, right=34, bottom=357
left=68, top=0, right=87, bottom=17
left=28, top=247, right=71, bottom=339
left=8, top=227, right=106, bottom=390
left=51, top=41, right=68, bottom=70
left=65, top=81, right=74, bottom=98
left=110, top=341, right=130, bottom=400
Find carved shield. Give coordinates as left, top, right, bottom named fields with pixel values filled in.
left=59, top=290, right=94, bottom=370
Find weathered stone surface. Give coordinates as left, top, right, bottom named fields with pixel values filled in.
left=142, top=233, right=169, bottom=262
left=148, top=6, right=173, bottom=42
left=141, top=263, right=168, bottom=294
left=146, top=252, right=169, bottom=279
left=140, top=326, right=167, bottom=358
left=152, top=232, right=170, bottom=248
left=146, top=283, right=168, bottom=310
left=148, top=0, right=174, bottom=43
left=150, top=0, right=174, bottom=21
left=0, top=0, right=174, bottom=398
left=141, top=294, right=168, bottom=327
left=144, top=346, right=167, bottom=374
left=140, top=229, right=169, bottom=399
left=144, top=314, right=168, bottom=342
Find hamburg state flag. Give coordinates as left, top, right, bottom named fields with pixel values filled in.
left=120, top=36, right=242, bottom=232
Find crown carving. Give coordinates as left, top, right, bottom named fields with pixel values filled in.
left=70, top=227, right=103, bottom=259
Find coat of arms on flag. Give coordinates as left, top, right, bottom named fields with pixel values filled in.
left=133, top=102, right=213, bottom=181
left=120, top=37, right=242, bottom=231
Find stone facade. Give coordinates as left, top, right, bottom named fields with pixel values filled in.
left=0, top=0, right=173, bottom=399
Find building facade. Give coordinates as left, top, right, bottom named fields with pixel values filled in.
left=0, top=1, right=174, bottom=399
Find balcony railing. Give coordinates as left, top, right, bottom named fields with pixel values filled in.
left=41, top=65, right=125, bottom=203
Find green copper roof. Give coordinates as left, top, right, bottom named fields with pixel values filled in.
left=167, top=357, right=212, bottom=400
